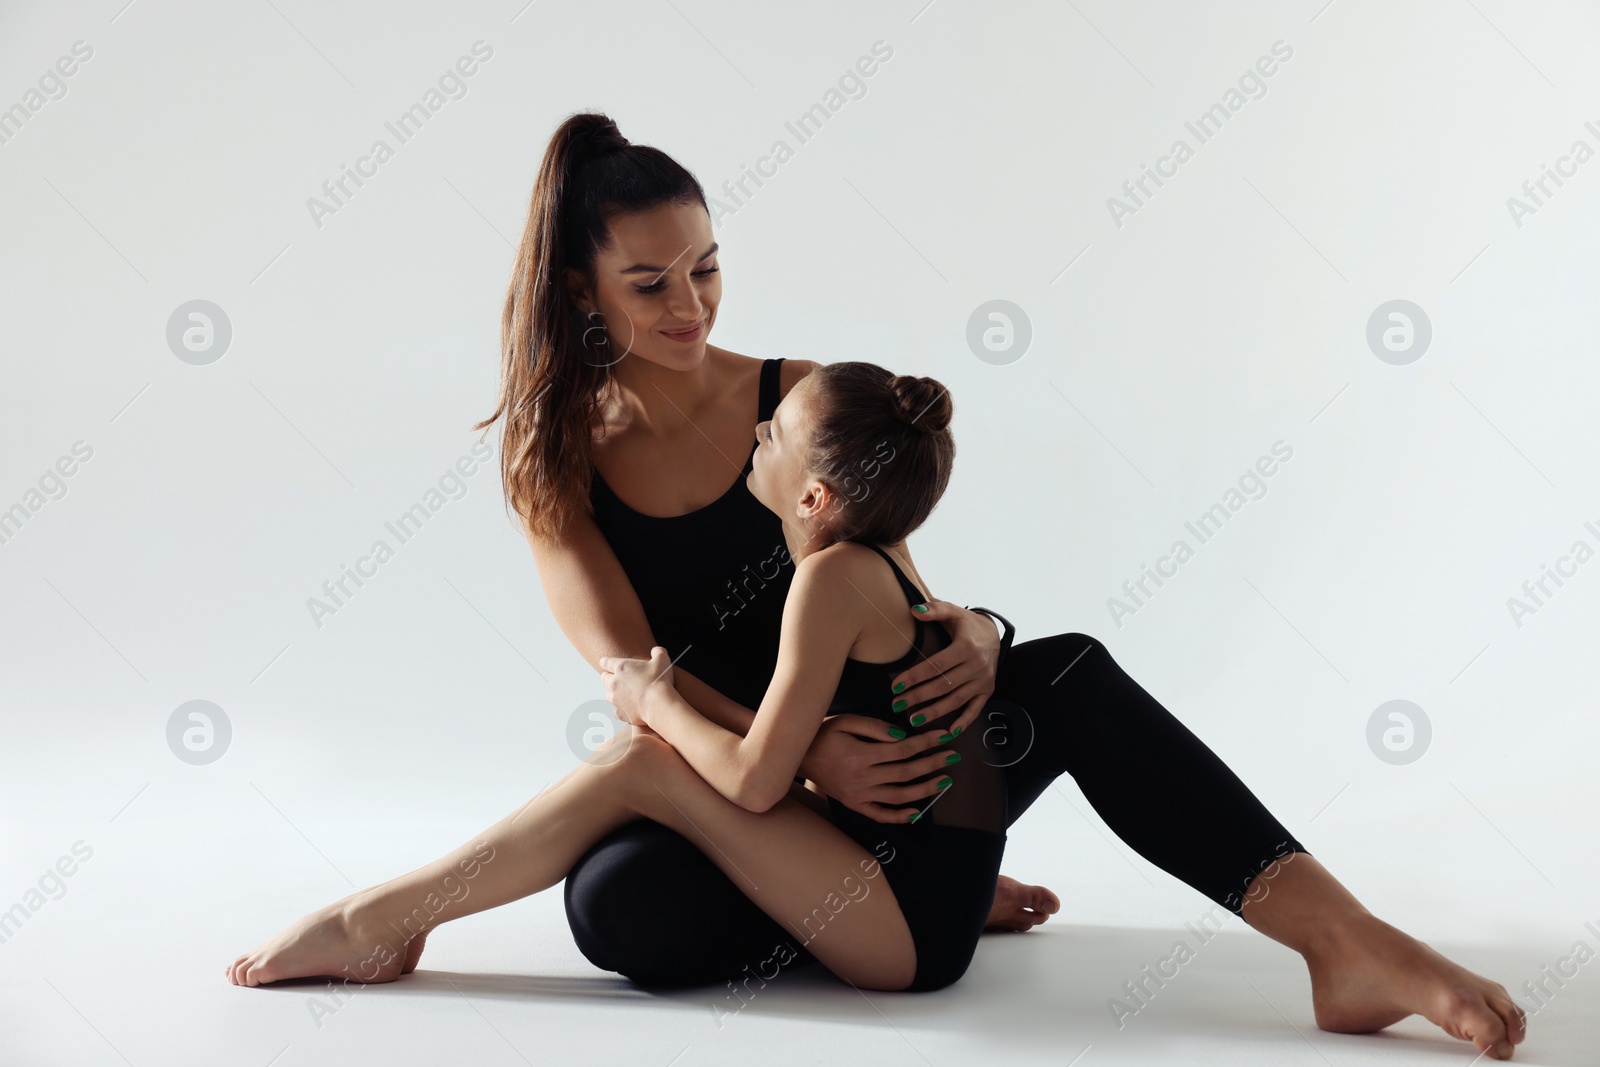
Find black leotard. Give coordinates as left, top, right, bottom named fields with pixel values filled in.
left=564, top=356, right=1311, bottom=990
left=588, top=357, right=794, bottom=713
left=820, top=541, right=1008, bottom=990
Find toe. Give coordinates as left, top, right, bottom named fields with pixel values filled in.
left=401, top=933, right=427, bottom=975
left=1488, top=993, right=1527, bottom=1053
left=1024, top=884, right=1060, bottom=914
left=1493, top=989, right=1528, bottom=1046
left=1451, top=991, right=1511, bottom=1060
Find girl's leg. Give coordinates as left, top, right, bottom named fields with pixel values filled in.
left=990, top=631, right=1525, bottom=1061
left=228, top=730, right=919, bottom=991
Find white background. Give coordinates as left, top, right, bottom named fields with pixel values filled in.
left=2, top=1, right=1596, bottom=1064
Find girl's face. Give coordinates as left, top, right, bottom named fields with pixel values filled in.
left=567, top=201, right=722, bottom=371
left=748, top=374, right=836, bottom=533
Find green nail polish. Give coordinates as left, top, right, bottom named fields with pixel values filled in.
left=952, top=726, right=962, bottom=737
left=887, top=727, right=907, bottom=739
left=891, top=699, right=908, bottom=713
left=944, top=752, right=961, bottom=765
left=908, top=812, right=922, bottom=823
left=909, top=713, right=926, bottom=727
left=913, top=604, right=929, bottom=613
left=937, top=732, right=954, bottom=744
left=891, top=681, right=906, bottom=694
left=936, top=776, right=952, bottom=789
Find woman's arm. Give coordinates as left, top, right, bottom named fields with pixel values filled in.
left=525, top=508, right=754, bottom=737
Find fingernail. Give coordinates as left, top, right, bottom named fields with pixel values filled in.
left=944, top=752, right=961, bottom=765
left=937, top=732, right=954, bottom=744
left=952, top=726, right=962, bottom=737
left=908, top=812, right=922, bottom=823
left=891, top=681, right=906, bottom=694
left=892, top=699, right=908, bottom=713
left=909, top=713, right=926, bottom=727
left=936, top=776, right=953, bottom=789
left=913, top=604, right=929, bottom=613
left=887, top=727, right=907, bottom=739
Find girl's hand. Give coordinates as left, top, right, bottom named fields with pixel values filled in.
left=598, top=646, right=675, bottom=728
left=887, top=600, right=1000, bottom=737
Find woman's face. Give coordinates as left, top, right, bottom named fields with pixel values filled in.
left=569, top=200, right=721, bottom=371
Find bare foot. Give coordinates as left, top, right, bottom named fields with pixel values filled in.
left=225, top=897, right=412, bottom=988
left=984, top=875, right=1061, bottom=932
left=1306, top=914, right=1528, bottom=1060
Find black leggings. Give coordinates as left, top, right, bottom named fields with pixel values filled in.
left=563, top=632, right=1309, bottom=987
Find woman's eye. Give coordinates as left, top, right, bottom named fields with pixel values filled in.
left=764, top=425, right=773, bottom=441
left=635, top=266, right=719, bottom=295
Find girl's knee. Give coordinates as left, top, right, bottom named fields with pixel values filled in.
left=613, top=727, right=677, bottom=767
left=833, top=948, right=917, bottom=992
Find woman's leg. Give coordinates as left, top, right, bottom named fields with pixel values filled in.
left=227, top=730, right=918, bottom=991
left=993, top=632, right=1306, bottom=911
left=988, top=631, right=1525, bottom=1061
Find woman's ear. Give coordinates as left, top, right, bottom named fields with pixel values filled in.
left=564, top=267, right=593, bottom=314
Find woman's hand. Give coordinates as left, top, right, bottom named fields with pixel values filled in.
left=887, top=600, right=1001, bottom=737
left=598, top=646, right=675, bottom=728
left=798, top=714, right=965, bottom=823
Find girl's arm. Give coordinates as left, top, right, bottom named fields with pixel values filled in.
left=611, top=552, right=864, bottom=813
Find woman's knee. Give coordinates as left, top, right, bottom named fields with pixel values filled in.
left=564, top=821, right=706, bottom=980
left=1002, top=631, right=1103, bottom=684
left=564, top=819, right=795, bottom=988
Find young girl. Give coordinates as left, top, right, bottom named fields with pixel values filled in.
left=227, top=362, right=1011, bottom=992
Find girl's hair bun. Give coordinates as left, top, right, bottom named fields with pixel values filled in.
left=890, top=375, right=952, bottom=434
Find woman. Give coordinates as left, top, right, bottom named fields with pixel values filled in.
left=492, top=113, right=1525, bottom=1059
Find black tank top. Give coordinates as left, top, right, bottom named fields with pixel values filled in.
left=589, top=358, right=793, bottom=712
left=826, top=542, right=1001, bottom=835
left=826, top=541, right=951, bottom=717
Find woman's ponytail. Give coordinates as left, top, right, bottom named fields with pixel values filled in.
left=474, top=112, right=705, bottom=544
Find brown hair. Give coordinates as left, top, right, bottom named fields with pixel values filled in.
left=474, top=112, right=707, bottom=543
left=804, top=361, right=955, bottom=545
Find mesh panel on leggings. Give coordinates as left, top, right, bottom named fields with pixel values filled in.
left=887, top=622, right=1007, bottom=835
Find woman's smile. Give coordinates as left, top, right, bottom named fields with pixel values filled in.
left=660, top=320, right=705, bottom=342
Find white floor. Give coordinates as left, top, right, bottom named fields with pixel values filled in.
left=2, top=758, right=1593, bottom=1067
